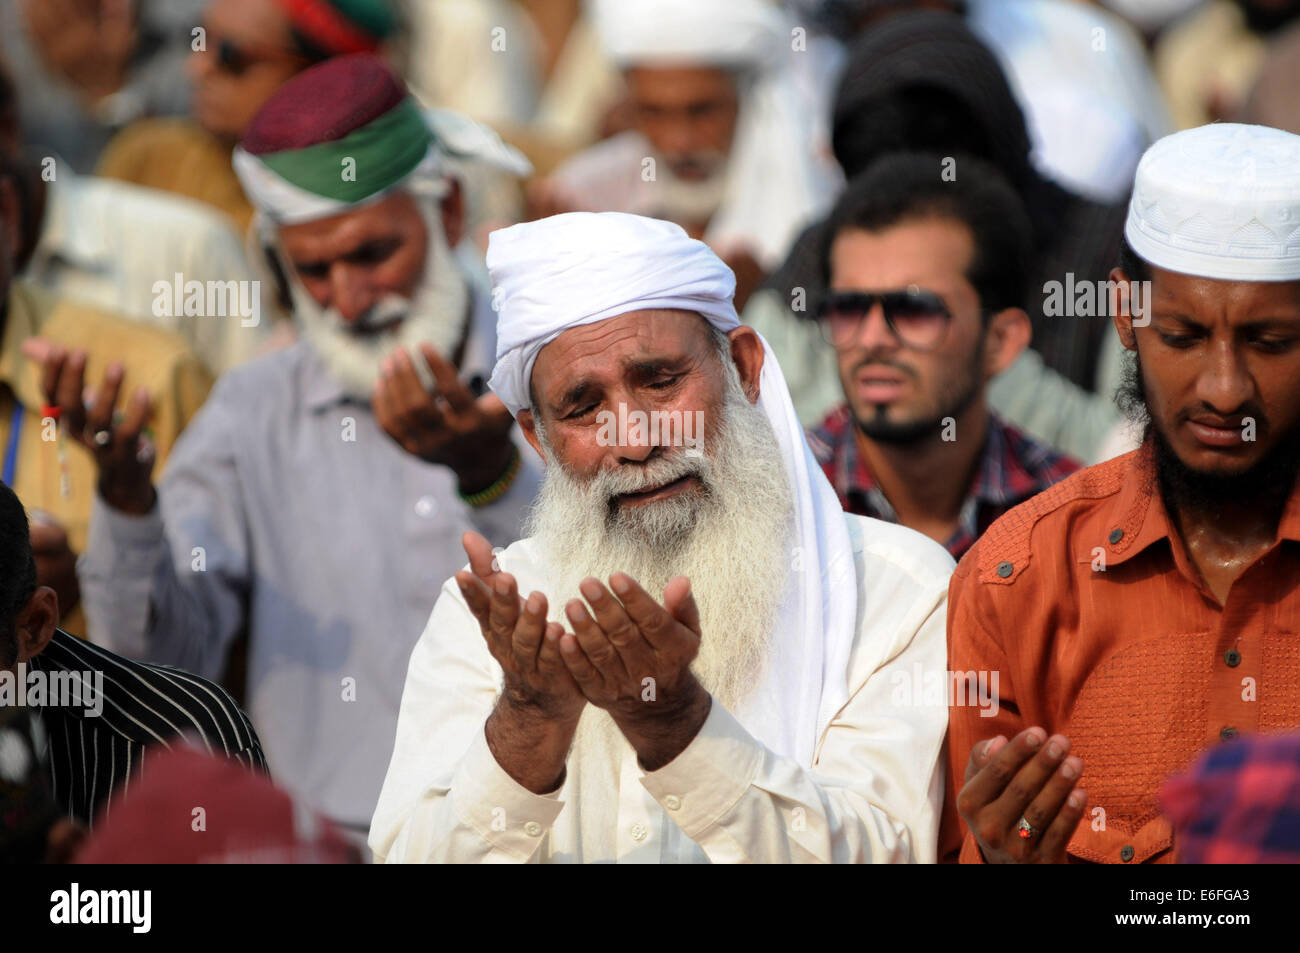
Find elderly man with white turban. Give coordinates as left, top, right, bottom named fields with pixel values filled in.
left=370, top=212, right=954, bottom=863
left=530, top=0, right=837, bottom=311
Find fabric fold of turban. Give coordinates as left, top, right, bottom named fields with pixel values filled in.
left=486, top=212, right=857, bottom=767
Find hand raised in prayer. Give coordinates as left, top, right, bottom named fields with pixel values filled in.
left=455, top=532, right=583, bottom=722
left=372, top=344, right=516, bottom=495
left=957, top=727, right=1087, bottom=864
left=558, top=573, right=713, bottom=771
left=457, top=532, right=586, bottom=793
left=21, top=339, right=157, bottom=515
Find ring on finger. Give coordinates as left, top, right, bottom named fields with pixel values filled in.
left=92, top=428, right=112, bottom=447
left=1017, top=816, right=1039, bottom=840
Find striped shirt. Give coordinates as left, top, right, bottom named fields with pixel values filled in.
left=27, top=630, right=267, bottom=827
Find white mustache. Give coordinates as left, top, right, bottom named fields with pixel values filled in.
left=586, top=450, right=707, bottom=504
left=336, top=295, right=410, bottom=335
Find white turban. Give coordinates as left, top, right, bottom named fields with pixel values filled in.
left=587, top=0, right=837, bottom=270
left=486, top=211, right=857, bottom=766
left=592, top=0, right=785, bottom=67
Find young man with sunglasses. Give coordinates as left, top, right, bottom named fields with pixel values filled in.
left=807, top=152, right=1079, bottom=560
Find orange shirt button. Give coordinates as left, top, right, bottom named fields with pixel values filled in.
left=1120, top=845, right=1135, bottom=862
left=996, top=561, right=1013, bottom=578
left=1220, top=726, right=1238, bottom=741
left=1224, top=649, right=1241, bottom=667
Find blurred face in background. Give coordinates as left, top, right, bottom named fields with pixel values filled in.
left=624, top=65, right=740, bottom=184
left=275, top=190, right=470, bottom=399
left=188, top=0, right=310, bottom=141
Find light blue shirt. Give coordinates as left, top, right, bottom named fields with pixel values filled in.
left=79, top=330, right=540, bottom=830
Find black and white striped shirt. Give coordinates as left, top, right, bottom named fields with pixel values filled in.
left=28, top=630, right=267, bottom=827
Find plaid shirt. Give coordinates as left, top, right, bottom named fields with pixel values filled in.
left=1161, top=731, right=1300, bottom=863
left=807, top=405, right=1081, bottom=560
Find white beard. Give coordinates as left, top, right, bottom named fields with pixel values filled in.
left=286, top=198, right=470, bottom=401
left=650, top=151, right=731, bottom=227
left=524, top=347, right=793, bottom=764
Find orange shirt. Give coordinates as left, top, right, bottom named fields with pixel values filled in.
left=943, top=437, right=1300, bottom=863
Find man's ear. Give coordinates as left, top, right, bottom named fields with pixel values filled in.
left=1110, top=267, right=1139, bottom=350
left=13, top=586, right=58, bottom=663
left=439, top=178, right=465, bottom=249
left=516, top=408, right=547, bottom=463
left=727, top=326, right=765, bottom=403
left=982, top=306, right=1032, bottom=379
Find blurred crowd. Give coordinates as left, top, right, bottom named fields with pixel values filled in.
left=2, top=0, right=1300, bottom=865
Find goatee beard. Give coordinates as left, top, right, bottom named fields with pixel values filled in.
left=855, top=350, right=982, bottom=446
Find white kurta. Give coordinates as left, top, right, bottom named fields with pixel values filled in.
left=370, top=513, right=953, bottom=863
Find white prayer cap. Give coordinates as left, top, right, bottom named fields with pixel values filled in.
left=486, top=212, right=740, bottom=416
left=1125, top=123, right=1300, bottom=281
left=591, top=0, right=785, bottom=69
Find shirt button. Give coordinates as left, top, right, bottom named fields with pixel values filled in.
left=630, top=822, right=648, bottom=842
left=1108, top=528, right=1124, bottom=544
left=414, top=495, right=438, bottom=518
left=1221, top=726, right=1238, bottom=741
left=1224, top=649, right=1242, bottom=667
left=996, top=561, right=1013, bottom=578
left=664, top=795, right=681, bottom=811
left=1120, top=845, right=1135, bottom=863
left=523, top=821, right=542, bottom=837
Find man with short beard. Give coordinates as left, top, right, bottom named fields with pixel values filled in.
left=370, top=212, right=954, bottom=863
left=34, top=56, right=539, bottom=843
left=808, top=153, right=1080, bottom=560
left=944, top=123, right=1300, bottom=864
left=529, top=0, right=837, bottom=311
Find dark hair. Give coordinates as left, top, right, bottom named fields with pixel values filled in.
left=1117, top=235, right=1150, bottom=283
left=819, top=150, right=1031, bottom=316
left=0, top=483, right=36, bottom=667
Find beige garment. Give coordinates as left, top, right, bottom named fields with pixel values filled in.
left=24, top=162, right=270, bottom=375
left=97, top=118, right=254, bottom=233
left=1155, top=1, right=1267, bottom=129
left=370, top=514, right=951, bottom=863
left=0, top=280, right=212, bottom=636
left=406, top=0, right=541, bottom=127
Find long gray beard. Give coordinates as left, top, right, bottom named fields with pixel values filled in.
left=524, top=354, right=793, bottom=765
left=287, top=199, right=470, bottom=401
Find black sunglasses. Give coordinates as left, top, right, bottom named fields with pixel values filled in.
left=816, top=285, right=954, bottom=351
left=214, top=38, right=307, bottom=76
